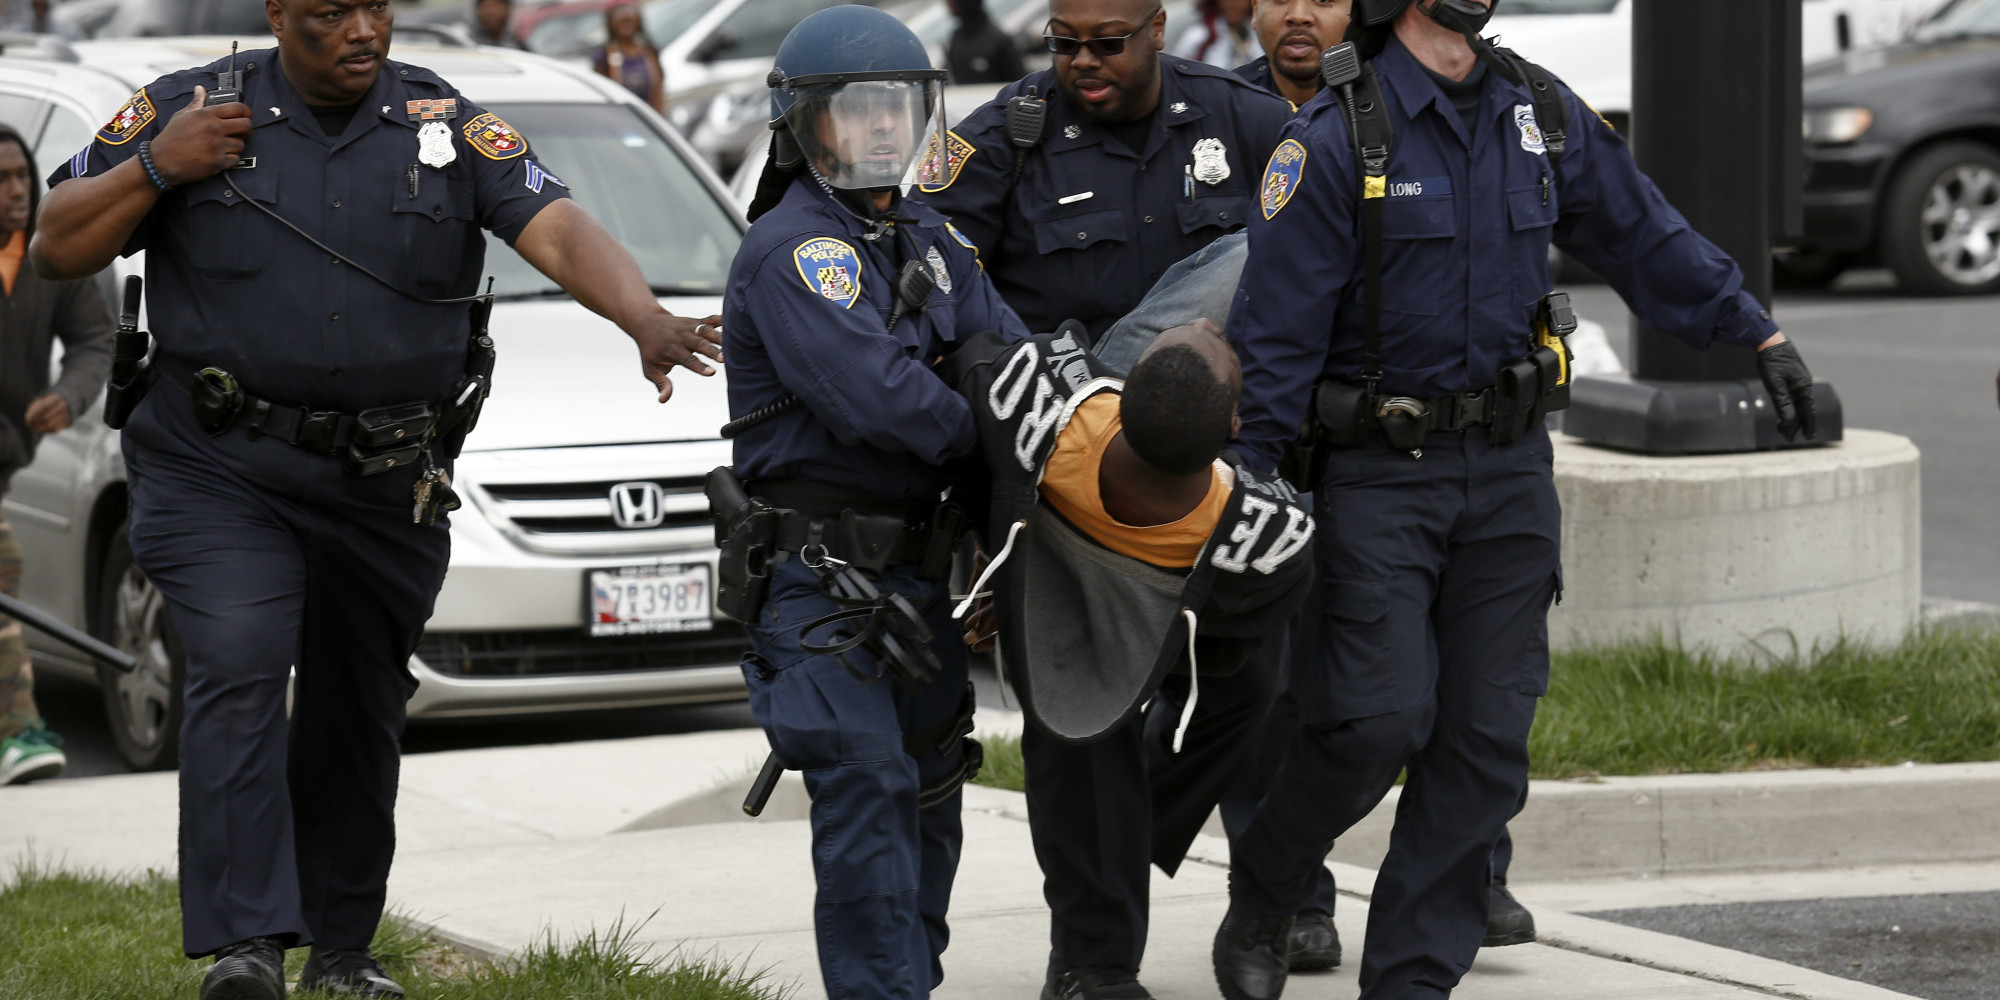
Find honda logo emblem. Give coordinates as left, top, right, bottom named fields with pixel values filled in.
left=608, top=481, right=666, bottom=530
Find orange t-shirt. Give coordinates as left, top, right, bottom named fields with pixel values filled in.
left=0, top=230, right=24, bottom=296
left=1040, top=392, right=1231, bottom=569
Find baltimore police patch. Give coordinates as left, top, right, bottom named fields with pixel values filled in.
left=945, top=222, right=978, bottom=252
left=794, top=237, right=863, bottom=310
left=1261, top=139, right=1307, bottom=220
left=463, top=112, right=526, bottom=160
left=917, top=130, right=976, bottom=194
left=97, top=89, right=156, bottom=146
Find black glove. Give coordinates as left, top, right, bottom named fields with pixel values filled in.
left=1755, top=340, right=1818, bottom=442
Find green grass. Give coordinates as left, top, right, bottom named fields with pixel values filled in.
left=969, top=623, right=2000, bottom=790
left=0, top=862, right=793, bottom=1000
left=972, top=733, right=1025, bottom=791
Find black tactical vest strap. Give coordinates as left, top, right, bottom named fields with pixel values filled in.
left=1492, top=45, right=1569, bottom=171
left=1336, top=63, right=1395, bottom=390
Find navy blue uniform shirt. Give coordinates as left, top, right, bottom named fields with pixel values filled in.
left=723, top=176, right=1031, bottom=500
left=49, top=50, right=570, bottom=414
left=914, top=60, right=1290, bottom=338
left=1235, top=55, right=1277, bottom=96
left=1230, top=38, right=1781, bottom=471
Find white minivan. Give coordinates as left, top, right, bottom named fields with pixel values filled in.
left=1, top=34, right=749, bottom=771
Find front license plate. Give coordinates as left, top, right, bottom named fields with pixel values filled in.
left=587, top=563, right=714, bottom=637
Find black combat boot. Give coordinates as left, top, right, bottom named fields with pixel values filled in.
left=1041, top=962, right=1155, bottom=1000
left=1483, top=879, right=1537, bottom=947
left=1213, top=906, right=1293, bottom=1000
left=1286, top=909, right=1341, bottom=971
left=200, top=936, right=285, bottom=1000
left=298, top=947, right=406, bottom=996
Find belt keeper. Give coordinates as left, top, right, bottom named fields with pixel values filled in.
left=244, top=398, right=270, bottom=441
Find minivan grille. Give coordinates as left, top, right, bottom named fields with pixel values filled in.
left=417, top=623, right=749, bottom=677
left=469, top=474, right=714, bottom=555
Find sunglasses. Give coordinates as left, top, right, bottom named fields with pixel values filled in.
left=1043, top=8, right=1160, bottom=58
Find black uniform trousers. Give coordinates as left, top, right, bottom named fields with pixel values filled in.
left=1026, top=639, right=1286, bottom=973
left=1230, top=425, right=1561, bottom=1000
left=124, top=391, right=451, bottom=959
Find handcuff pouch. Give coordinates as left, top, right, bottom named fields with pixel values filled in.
left=189, top=367, right=244, bottom=437
left=1312, top=381, right=1372, bottom=450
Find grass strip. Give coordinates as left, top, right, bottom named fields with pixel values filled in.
left=969, top=623, right=2000, bottom=791
left=0, top=862, right=792, bottom=1000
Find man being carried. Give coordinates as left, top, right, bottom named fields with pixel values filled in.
left=948, top=319, right=1314, bottom=1000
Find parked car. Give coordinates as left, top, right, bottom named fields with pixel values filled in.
left=1, top=35, right=750, bottom=771
left=519, top=0, right=708, bottom=61
left=1795, top=0, right=2000, bottom=293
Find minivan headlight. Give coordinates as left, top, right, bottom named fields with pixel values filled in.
left=1804, top=106, right=1874, bottom=144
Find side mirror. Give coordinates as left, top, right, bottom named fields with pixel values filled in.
left=691, top=30, right=737, bottom=64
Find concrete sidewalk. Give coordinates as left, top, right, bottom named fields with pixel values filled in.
left=0, top=724, right=1944, bottom=1000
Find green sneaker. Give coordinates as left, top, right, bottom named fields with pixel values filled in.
left=0, top=724, right=66, bottom=785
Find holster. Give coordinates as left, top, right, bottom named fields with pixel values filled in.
left=103, top=329, right=157, bottom=431
left=1312, top=381, right=1372, bottom=451
left=707, top=466, right=779, bottom=623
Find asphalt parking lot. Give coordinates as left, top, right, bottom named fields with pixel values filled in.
left=1590, top=891, right=2000, bottom=1000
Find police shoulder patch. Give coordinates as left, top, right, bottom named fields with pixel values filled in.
left=793, top=237, right=863, bottom=310
left=1261, top=139, right=1307, bottom=220
left=917, top=129, right=976, bottom=194
left=463, top=111, right=527, bottom=160
left=98, top=89, right=156, bottom=146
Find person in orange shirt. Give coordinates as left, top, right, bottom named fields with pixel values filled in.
left=950, top=319, right=1313, bottom=1000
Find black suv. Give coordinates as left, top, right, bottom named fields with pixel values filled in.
left=1795, top=0, right=2000, bottom=294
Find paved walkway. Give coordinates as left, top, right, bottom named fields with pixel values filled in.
left=0, top=724, right=1938, bottom=1000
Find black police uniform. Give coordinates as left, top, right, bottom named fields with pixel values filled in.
left=915, top=60, right=1291, bottom=340
left=1222, top=35, right=1780, bottom=999
left=49, top=51, right=569, bottom=958
left=915, top=60, right=1294, bottom=979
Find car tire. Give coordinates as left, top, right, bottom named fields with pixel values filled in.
left=1772, top=249, right=1853, bottom=290
left=1880, top=141, right=2000, bottom=296
left=93, top=524, right=184, bottom=772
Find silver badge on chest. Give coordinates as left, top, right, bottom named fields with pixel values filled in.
left=1192, top=138, right=1230, bottom=186
left=417, top=121, right=456, bottom=169
left=925, top=245, right=953, bottom=295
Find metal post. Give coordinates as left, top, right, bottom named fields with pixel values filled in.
left=1563, top=0, right=1843, bottom=453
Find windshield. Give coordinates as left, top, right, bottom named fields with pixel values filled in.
left=480, top=102, right=740, bottom=299
left=1494, top=0, right=1621, bottom=14
left=527, top=0, right=706, bottom=61
left=1913, top=0, right=2000, bottom=40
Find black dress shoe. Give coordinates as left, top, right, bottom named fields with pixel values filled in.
left=298, top=947, right=406, bottom=997
left=1286, top=909, right=1341, bottom=971
left=1040, top=964, right=1155, bottom=1000
left=1213, top=907, right=1293, bottom=1000
left=1483, top=881, right=1537, bottom=947
left=200, top=937, right=285, bottom=1000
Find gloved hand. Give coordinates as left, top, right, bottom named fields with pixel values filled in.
left=1755, top=339, right=1818, bottom=442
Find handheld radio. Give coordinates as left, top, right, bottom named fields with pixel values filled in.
left=211, top=41, right=243, bottom=105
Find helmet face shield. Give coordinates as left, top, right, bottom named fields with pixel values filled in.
left=786, top=79, right=944, bottom=191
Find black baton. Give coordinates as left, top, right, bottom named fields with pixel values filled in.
left=742, top=751, right=786, bottom=817
left=0, top=591, right=138, bottom=673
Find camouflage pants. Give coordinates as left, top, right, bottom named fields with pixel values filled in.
left=0, top=509, right=38, bottom=740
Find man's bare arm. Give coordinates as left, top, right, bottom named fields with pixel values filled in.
left=32, top=86, right=252, bottom=280
left=512, top=198, right=723, bottom=402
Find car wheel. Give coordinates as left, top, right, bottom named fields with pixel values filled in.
left=1881, top=141, right=2000, bottom=295
left=94, top=524, right=183, bottom=772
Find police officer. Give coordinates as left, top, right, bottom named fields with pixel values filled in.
left=915, top=5, right=1290, bottom=997
left=720, top=8, right=1030, bottom=1000
left=31, top=0, right=720, bottom=995
left=1210, top=3, right=1821, bottom=999
left=1238, top=0, right=1350, bottom=107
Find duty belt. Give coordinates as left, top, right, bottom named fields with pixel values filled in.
left=1376, top=388, right=1500, bottom=433
left=749, top=478, right=946, bottom=571
left=155, top=355, right=438, bottom=475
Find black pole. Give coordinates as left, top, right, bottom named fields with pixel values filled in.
left=1564, top=0, right=1841, bottom=452
left=0, top=590, right=138, bottom=673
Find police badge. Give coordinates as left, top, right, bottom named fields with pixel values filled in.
left=1192, top=138, right=1230, bottom=186
left=416, top=121, right=456, bottom=168
left=925, top=245, right=953, bottom=295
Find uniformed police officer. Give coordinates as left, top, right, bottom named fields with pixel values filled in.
left=720, top=8, right=1031, bottom=1000
left=914, top=5, right=1292, bottom=998
left=1238, top=0, right=1350, bottom=107
left=1211, top=3, right=1821, bottom=999
left=31, top=0, right=721, bottom=995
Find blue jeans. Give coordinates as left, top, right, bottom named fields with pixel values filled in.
left=743, top=557, right=972, bottom=1000
left=1091, top=233, right=1248, bottom=376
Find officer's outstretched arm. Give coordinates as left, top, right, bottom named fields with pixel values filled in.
left=34, top=85, right=250, bottom=280
left=513, top=199, right=724, bottom=403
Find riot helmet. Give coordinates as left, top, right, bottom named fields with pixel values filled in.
left=767, top=6, right=948, bottom=193
left=1353, top=0, right=1497, bottom=35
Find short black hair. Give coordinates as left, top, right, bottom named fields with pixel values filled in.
left=1121, top=344, right=1238, bottom=475
left=0, top=123, right=39, bottom=239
